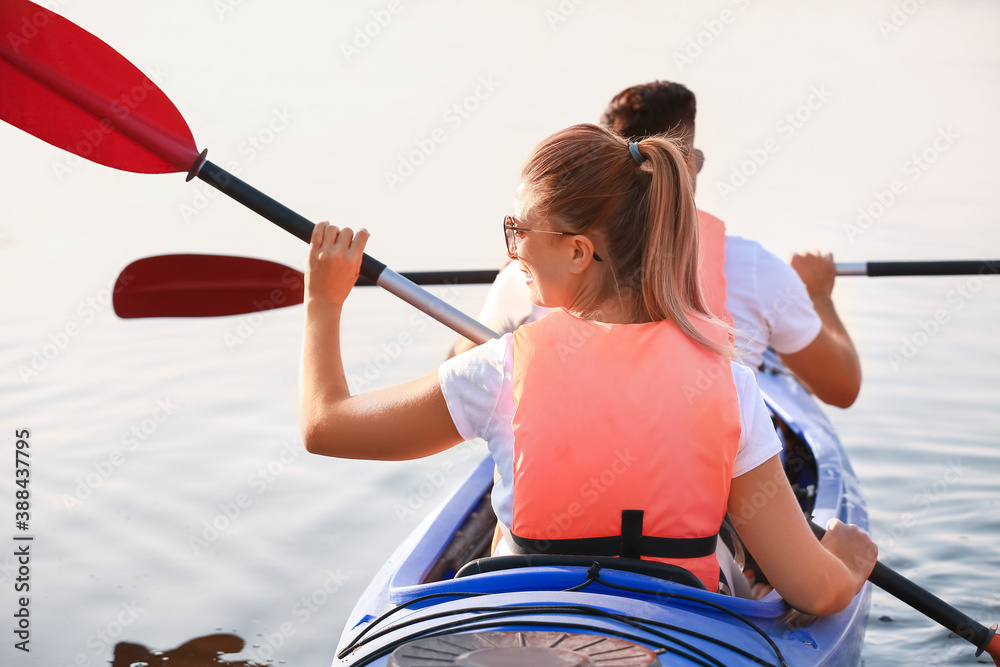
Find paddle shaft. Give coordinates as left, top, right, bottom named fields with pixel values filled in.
left=836, top=260, right=1000, bottom=277
left=195, top=160, right=498, bottom=344
left=357, top=269, right=499, bottom=287
left=113, top=250, right=1000, bottom=321
left=809, top=522, right=997, bottom=657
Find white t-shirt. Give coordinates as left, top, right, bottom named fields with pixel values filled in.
left=724, top=236, right=822, bottom=368
left=475, top=236, right=822, bottom=370
left=438, top=334, right=782, bottom=529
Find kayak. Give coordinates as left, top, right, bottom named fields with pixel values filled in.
left=333, top=358, right=871, bottom=666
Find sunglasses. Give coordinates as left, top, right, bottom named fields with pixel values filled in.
left=503, top=215, right=603, bottom=262
left=693, top=148, right=705, bottom=174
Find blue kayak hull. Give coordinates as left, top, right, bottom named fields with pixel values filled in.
left=334, top=364, right=870, bottom=666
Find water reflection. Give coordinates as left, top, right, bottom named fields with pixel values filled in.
left=113, top=634, right=259, bottom=667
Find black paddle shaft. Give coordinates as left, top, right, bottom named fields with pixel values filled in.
left=195, top=160, right=387, bottom=282
left=809, top=521, right=996, bottom=654
left=869, top=562, right=996, bottom=653
left=361, top=269, right=500, bottom=287
left=193, top=159, right=498, bottom=344
left=867, top=260, right=1000, bottom=277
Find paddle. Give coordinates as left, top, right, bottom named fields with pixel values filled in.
left=113, top=254, right=499, bottom=319
left=809, top=521, right=998, bottom=663
left=113, top=254, right=1000, bottom=319
left=0, top=0, right=495, bottom=345
left=836, top=260, right=1000, bottom=277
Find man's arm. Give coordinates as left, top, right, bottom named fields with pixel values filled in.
left=779, top=251, right=861, bottom=408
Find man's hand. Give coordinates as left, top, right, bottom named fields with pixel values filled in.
left=779, top=250, right=862, bottom=408
left=790, top=251, right=836, bottom=301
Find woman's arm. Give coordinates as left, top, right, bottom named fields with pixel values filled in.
left=728, top=455, right=877, bottom=615
left=298, top=223, right=463, bottom=460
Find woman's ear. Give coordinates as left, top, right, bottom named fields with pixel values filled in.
left=568, top=235, right=599, bottom=274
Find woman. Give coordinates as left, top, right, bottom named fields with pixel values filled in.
left=298, top=123, right=877, bottom=615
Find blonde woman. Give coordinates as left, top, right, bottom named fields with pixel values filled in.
left=298, top=124, right=876, bottom=615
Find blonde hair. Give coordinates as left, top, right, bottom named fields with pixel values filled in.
left=520, top=123, right=732, bottom=357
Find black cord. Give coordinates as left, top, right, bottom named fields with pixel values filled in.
left=342, top=602, right=783, bottom=667
left=339, top=562, right=609, bottom=656
left=338, top=590, right=490, bottom=657
left=344, top=617, right=727, bottom=667
left=589, top=571, right=789, bottom=667
left=339, top=563, right=789, bottom=667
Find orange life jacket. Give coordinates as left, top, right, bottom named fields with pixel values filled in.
left=697, top=209, right=732, bottom=326
left=507, top=309, right=741, bottom=590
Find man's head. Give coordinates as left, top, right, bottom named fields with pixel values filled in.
left=600, top=80, right=696, bottom=145
left=600, top=80, right=702, bottom=180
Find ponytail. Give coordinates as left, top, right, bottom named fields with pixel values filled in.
left=632, top=137, right=733, bottom=357
left=520, top=124, right=733, bottom=358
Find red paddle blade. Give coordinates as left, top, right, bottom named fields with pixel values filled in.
left=986, top=626, right=999, bottom=666
left=0, top=1, right=198, bottom=173
left=114, top=255, right=304, bottom=319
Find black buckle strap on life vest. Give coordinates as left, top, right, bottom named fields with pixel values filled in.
left=508, top=509, right=718, bottom=560
left=620, top=509, right=644, bottom=559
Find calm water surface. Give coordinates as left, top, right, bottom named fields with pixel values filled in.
left=1, top=2, right=997, bottom=666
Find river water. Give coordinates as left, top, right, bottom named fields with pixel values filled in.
left=1, top=1, right=998, bottom=666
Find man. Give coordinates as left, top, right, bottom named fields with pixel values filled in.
left=455, top=80, right=861, bottom=408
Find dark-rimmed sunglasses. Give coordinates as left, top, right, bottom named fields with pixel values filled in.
left=693, top=148, right=705, bottom=174
left=503, top=215, right=602, bottom=262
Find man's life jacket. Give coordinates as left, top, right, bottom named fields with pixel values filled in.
left=507, top=309, right=741, bottom=590
left=697, top=209, right=732, bottom=327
